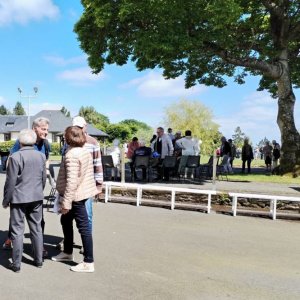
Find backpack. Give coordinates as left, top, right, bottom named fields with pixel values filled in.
left=273, top=148, right=280, bottom=160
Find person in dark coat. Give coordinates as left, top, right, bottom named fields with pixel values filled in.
left=241, top=138, right=254, bottom=173
left=2, top=129, right=47, bottom=272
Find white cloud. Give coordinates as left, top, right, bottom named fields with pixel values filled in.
left=121, top=71, right=206, bottom=98
left=44, top=55, right=87, bottom=67
left=0, top=0, right=59, bottom=26
left=57, top=67, right=105, bottom=85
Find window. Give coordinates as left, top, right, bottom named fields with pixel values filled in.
left=4, top=133, right=11, bottom=141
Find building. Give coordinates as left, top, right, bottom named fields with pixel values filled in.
left=0, top=110, right=108, bottom=143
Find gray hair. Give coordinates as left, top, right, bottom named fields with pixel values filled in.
left=19, top=129, right=37, bottom=146
left=139, top=140, right=146, bottom=146
left=32, top=117, right=49, bottom=128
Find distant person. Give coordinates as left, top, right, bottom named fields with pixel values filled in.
left=263, top=141, right=273, bottom=172
left=228, top=139, right=237, bottom=168
left=150, top=134, right=157, bottom=144
left=2, top=129, right=47, bottom=272
left=272, top=140, right=281, bottom=169
left=127, top=137, right=140, bottom=177
left=176, top=130, right=200, bottom=176
left=241, top=138, right=254, bottom=174
left=52, top=126, right=98, bottom=273
left=167, top=128, right=175, bottom=141
left=131, top=140, right=152, bottom=181
left=107, top=139, right=121, bottom=180
left=220, top=136, right=233, bottom=173
left=151, top=127, right=174, bottom=180
left=173, top=131, right=182, bottom=157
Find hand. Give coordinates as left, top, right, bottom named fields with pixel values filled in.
left=2, top=204, right=9, bottom=209
left=95, top=193, right=102, bottom=201
left=61, top=208, right=70, bottom=215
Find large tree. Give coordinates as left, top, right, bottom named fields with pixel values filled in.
left=0, top=105, right=10, bottom=115
left=75, top=0, right=300, bottom=175
left=79, top=106, right=110, bottom=130
left=164, top=99, right=220, bottom=155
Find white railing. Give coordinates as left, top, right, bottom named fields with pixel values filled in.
left=104, top=181, right=217, bottom=213
left=229, top=192, right=300, bottom=220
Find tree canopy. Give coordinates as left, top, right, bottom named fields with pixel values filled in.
left=0, top=105, right=10, bottom=115
left=232, top=126, right=246, bottom=149
left=75, top=0, right=300, bottom=174
left=164, top=99, right=220, bottom=154
left=13, top=101, right=26, bottom=115
left=61, top=106, right=71, bottom=117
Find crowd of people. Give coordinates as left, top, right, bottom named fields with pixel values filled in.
left=1, top=119, right=282, bottom=273
left=2, top=116, right=102, bottom=273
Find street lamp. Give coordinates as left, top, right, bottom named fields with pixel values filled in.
left=17, top=87, right=38, bottom=129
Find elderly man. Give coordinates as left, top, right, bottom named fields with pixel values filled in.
left=3, top=117, right=50, bottom=255
left=3, top=129, right=47, bottom=272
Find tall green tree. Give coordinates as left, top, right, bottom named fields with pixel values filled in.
left=75, top=0, right=300, bottom=175
left=232, top=127, right=246, bottom=149
left=79, top=106, right=110, bottom=130
left=13, top=101, right=26, bottom=115
left=0, top=105, right=10, bottom=115
left=61, top=106, right=71, bottom=117
left=164, top=99, right=220, bottom=155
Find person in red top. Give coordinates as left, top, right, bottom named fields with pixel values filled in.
left=127, top=137, right=139, bottom=159
left=127, top=137, right=140, bottom=178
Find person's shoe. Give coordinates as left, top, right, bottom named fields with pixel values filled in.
left=8, top=263, right=20, bottom=273
left=43, top=248, right=48, bottom=259
left=70, top=261, right=94, bottom=273
left=34, top=261, right=43, bottom=268
left=2, top=239, right=12, bottom=250
left=51, top=252, right=74, bottom=262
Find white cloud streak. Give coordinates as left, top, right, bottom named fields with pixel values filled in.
left=44, top=55, right=87, bottom=67
left=57, top=67, right=105, bottom=85
left=0, top=0, right=60, bottom=26
left=121, top=71, right=206, bottom=98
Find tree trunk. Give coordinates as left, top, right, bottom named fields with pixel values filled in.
left=276, top=62, right=300, bottom=176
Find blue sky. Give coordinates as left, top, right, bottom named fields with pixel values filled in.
left=0, top=0, right=299, bottom=145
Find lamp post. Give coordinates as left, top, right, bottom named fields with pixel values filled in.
left=17, top=87, right=38, bottom=129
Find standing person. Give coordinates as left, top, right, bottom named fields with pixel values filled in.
left=263, top=141, right=273, bottom=172
left=107, top=138, right=121, bottom=180
left=228, top=139, right=237, bottom=168
left=3, top=117, right=50, bottom=257
left=2, top=129, right=47, bottom=272
left=241, top=138, right=254, bottom=173
left=167, top=128, right=175, bottom=142
left=272, top=140, right=281, bottom=170
left=220, top=136, right=233, bottom=173
left=56, top=116, right=103, bottom=252
left=176, top=130, right=200, bottom=176
left=151, top=127, right=174, bottom=180
left=52, top=126, right=98, bottom=272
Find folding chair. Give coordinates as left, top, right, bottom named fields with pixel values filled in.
left=199, top=155, right=214, bottom=179
left=161, top=156, right=177, bottom=181
left=185, top=155, right=201, bottom=181
left=101, top=155, right=115, bottom=181
left=132, top=155, right=150, bottom=181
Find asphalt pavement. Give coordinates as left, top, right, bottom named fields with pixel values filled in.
left=0, top=171, right=299, bottom=299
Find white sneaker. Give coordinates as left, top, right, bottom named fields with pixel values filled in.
left=70, top=262, right=94, bottom=273
left=51, top=252, right=74, bottom=262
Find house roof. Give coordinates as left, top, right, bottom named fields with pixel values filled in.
left=0, top=110, right=109, bottom=138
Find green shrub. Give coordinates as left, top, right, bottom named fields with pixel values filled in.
left=50, top=142, right=61, bottom=155
left=0, top=141, right=15, bottom=153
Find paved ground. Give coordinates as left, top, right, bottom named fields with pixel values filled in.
left=0, top=171, right=299, bottom=299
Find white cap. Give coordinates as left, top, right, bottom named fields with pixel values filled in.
left=72, top=116, right=87, bottom=128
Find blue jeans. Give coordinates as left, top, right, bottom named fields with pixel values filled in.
left=61, top=199, right=94, bottom=263
left=85, top=198, right=93, bottom=231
